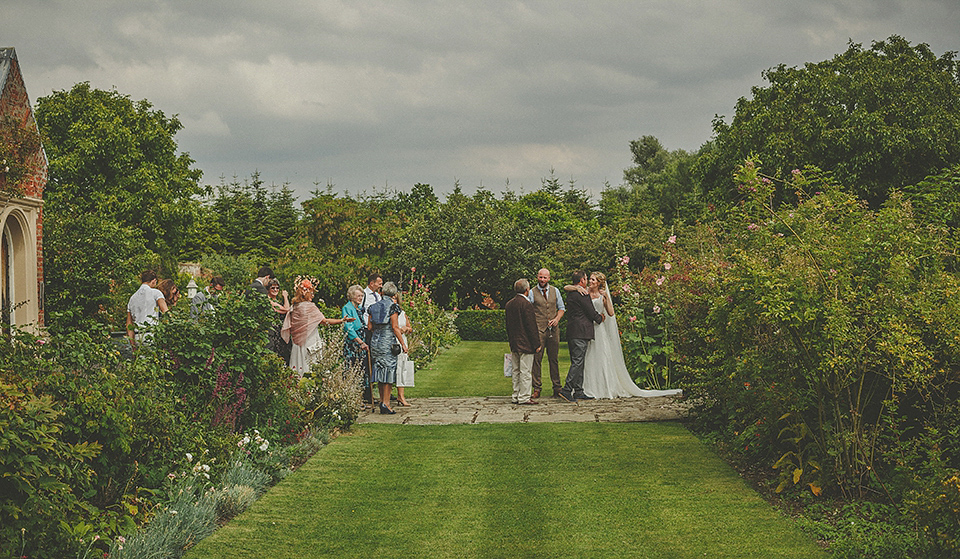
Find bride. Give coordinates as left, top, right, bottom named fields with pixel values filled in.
left=568, top=272, right=682, bottom=399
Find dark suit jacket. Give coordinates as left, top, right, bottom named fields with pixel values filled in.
left=565, top=290, right=603, bottom=340
left=505, top=294, right=540, bottom=354
left=245, top=279, right=269, bottom=297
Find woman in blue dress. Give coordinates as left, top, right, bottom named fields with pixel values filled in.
left=366, top=281, right=406, bottom=414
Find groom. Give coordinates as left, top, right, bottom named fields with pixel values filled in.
left=559, top=270, right=604, bottom=403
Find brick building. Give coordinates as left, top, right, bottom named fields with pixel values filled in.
left=1, top=47, right=46, bottom=331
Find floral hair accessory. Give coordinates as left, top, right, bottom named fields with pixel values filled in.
left=294, top=275, right=318, bottom=293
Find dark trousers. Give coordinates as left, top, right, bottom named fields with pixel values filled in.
left=532, top=327, right=561, bottom=393
left=562, top=338, right=590, bottom=398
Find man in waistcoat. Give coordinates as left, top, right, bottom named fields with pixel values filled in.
left=526, top=268, right=565, bottom=398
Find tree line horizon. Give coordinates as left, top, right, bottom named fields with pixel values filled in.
left=33, top=34, right=960, bottom=330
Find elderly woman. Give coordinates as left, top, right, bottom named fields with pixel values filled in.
left=342, top=284, right=369, bottom=366
left=394, top=293, right=414, bottom=407
left=282, top=278, right=353, bottom=376
left=367, top=281, right=407, bottom=414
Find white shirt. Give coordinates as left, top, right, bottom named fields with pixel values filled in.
left=360, top=286, right=382, bottom=326
left=526, top=285, right=566, bottom=311
left=127, top=283, right=165, bottom=329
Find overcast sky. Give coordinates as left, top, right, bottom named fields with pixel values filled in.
left=3, top=1, right=958, bottom=202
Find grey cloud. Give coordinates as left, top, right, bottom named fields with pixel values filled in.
left=4, top=0, right=959, bottom=200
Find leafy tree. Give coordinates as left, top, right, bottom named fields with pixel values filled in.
left=397, top=186, right=526, bottom=308
left=37, top=82, right=203, bottom=263
left=43, top=214, right=155, bottom=331
left=698, top=36, right=960, bottom=208
left=394, top=182, right=439, bottom=215
left=398, top=182, right=599, bottom=308
left=192, top=172, right=300, bottom=261
left=276, top=185, right=406, bottom=305
left=36, top=83, right=203, bottom=328
left=617, top=135, right=701, bottom=226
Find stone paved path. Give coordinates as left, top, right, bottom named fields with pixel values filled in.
left=356, top=394, right=688, bottom=425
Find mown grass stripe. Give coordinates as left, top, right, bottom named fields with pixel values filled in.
left=187, top=422, right=827, bottom=559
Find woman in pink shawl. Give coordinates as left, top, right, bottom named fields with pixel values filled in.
left=282, top=278, right=354, bottom=376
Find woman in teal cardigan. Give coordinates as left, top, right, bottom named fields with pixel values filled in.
left=342, top=284, right=369, bottom=371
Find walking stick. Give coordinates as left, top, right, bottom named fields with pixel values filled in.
left=366, top=347, right=375, bottom=411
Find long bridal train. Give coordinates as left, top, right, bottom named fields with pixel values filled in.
left=582, top=292, right=682, bottom=399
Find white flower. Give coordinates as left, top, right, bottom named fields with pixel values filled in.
left=202, top=464, right=210, bottom=472
left=259, top=442, right=269, bottom=451
left=185, top=452, right=193, bottom=462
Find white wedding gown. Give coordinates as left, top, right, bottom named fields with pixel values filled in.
left=583, top=293, right=683, bottom=399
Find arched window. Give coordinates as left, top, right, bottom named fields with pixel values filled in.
left=1, top=218, right=13, bottom=328
left=0, top=211, right=31, bottom=329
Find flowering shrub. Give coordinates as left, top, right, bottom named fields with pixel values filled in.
left=612, top=228, right=717, bottom=391
left=400, top=271, right=459, bottom=365
left=676, top=161, right=960, bottom=508
left=295, top=326, right=365, bottom=432
left=0, top=288, right=361, bottom=557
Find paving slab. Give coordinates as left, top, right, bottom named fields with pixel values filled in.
left=356, top=395, right=688, bottom=425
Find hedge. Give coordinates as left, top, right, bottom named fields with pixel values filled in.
left=454, top=309, right=566, bottom=341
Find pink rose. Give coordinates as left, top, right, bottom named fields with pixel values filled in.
left=668, top=235, right=676, bottom=243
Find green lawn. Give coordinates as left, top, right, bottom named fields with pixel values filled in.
left=406, top=340, right=570, bottom=398
left=186, top=342, right=828, bottom=559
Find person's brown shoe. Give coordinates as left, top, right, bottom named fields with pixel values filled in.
left=532, top=389, right=541, bottom=399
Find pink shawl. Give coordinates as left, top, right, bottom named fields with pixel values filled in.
left=281, top=302, right=325, bottom=346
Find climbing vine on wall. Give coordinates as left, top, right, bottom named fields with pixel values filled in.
left=0, top=115, right=41, bottom=196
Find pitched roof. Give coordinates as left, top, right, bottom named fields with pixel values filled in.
left=0, top=47, right=15, bottom=94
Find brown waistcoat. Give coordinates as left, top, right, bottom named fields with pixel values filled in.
left=531, top=285, right=559, bottom=331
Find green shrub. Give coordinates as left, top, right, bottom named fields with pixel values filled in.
left=671, top=162, right=960, bottom=500
left=1, top=281, right=359, bottom=558
left=0, top=376, right=101, bottom=559
left=109, top=476, right=218, bottom=559
left=455, top=309, right=507, bottom=341
left=199, top=253, right=260, bottom=291
left=905, top=472, right=960, bottom=555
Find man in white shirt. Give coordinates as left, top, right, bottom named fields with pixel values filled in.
left=126, top=270, right=168, bottom=347
left=360, top=273, right=383, bottom=328
left=359, top=273, right=383, bottom=404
